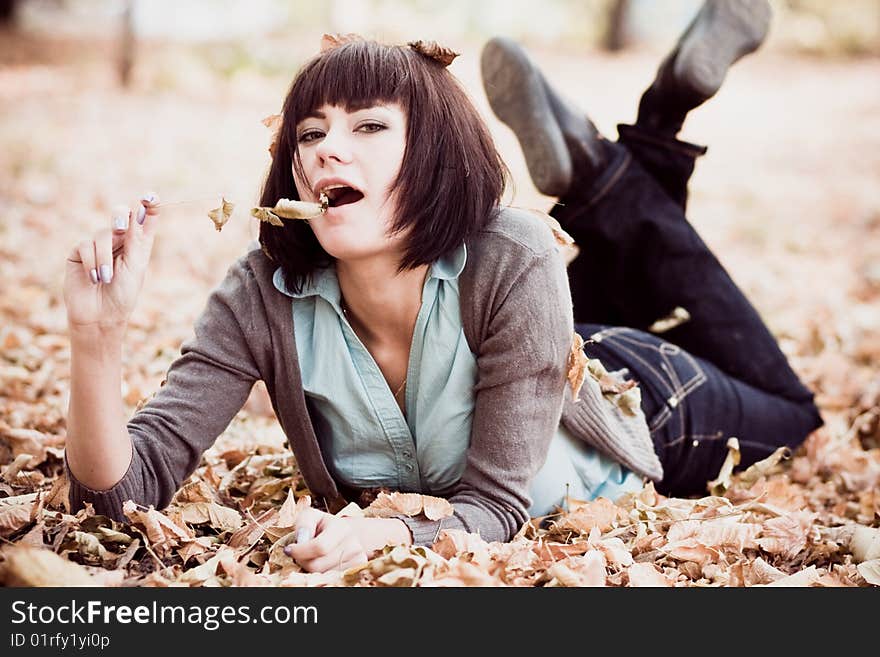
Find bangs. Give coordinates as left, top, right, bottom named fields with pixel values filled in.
left=283, top=41, right=414, bottom=149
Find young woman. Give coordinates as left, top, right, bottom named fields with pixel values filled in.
left=63, top=2, right=820, bottom=574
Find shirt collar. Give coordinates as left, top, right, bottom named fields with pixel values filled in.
left=272, top=243, right=468, bottom=301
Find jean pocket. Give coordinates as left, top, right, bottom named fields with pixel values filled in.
left=588, top=327, right=707, bottom=433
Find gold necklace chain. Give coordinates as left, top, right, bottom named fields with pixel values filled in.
left=342, top=297, right=407, bottom=400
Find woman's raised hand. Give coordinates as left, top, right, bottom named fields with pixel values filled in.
left=64, top=194, right=160, bottom=334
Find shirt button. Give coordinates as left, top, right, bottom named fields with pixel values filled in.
left=405, top=464, right=414, bottom=471
left=403, top=451, right=412, bottom=459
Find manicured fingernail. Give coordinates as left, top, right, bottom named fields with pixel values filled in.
left=136, top=205, right=146, bottom=224
left=114, top=212, right=128, bottom=231
left=99, top=264, right=112, bottom=284
left=295, top=527, right=312, bottom=544
left=89, top=269, right=99, bottom=284
left=141, top=192, right=156, bottom=204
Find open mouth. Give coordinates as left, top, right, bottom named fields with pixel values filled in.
left=321, top=184, right=364, bottom=208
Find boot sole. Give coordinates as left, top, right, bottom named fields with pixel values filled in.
left=480, top=37, right=571, bottom=197
left=673, top=0, right=771, bottom=99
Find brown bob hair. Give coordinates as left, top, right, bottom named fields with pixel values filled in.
left=258, top=38, right=507, bottom=294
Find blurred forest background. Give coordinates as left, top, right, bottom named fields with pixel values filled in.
left=0, top=1, right=879, bottom=586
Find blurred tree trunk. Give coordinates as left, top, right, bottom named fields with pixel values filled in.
left=118, top=0, right=135, bottom=88
left=0, top=0, right=19, bottom=26
left=604, top=0, right=631, bottom=51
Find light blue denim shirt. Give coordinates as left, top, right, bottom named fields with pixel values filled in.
left=273, top=244, right=642, bottom=515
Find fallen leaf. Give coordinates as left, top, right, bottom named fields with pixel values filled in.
left=177, top=502, right=243, bottom=532
left=0, top=503, right=33, bottom=537
left=1, top=453, right=34, bottom=483
left=627, top=562, right=674, bottom=587
left=422, top=496, right=454, bottom=520
left=554, top=497, right=623, bottom=534
left=857, top=559, right=880, bottom=586
left=567, top=332, right=588, bottom=402
left=757, top=511, right=816, bottom=560
left=850, top=526, right=880, bottom=563
left=763, top=566, right=820, bottom=587
left=2, top=546, right=97, bottom=586
left=736, top=447, right=792, bottom=487
left=364, top=491, right=453, bottom=519
left=207, top=197, right=234, bottom=232
left=707, top=437, right=741, bottom=495
left=546, top=551, right=607, bottom=587
left=648, top=307, right=691, bottom=334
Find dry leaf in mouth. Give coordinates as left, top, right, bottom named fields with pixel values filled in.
left=251, top=196, right=327, bottom=226
left=208, top=197, right=235, bottom=232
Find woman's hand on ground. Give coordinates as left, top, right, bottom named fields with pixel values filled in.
left=284, top=508, right=370, bottom=573
left=63, top=193, right=160, bottom=335
left=284, top=509, right=413, bottom=573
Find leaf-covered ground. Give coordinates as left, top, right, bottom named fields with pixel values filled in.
left=1, top=30, right=879, bottom=586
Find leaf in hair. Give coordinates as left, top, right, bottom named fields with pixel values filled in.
left=262, top=113, right=282, bottom=158
left=320, top=33, right=363, bottom=53
left=407, top=40, right=460, bottom=66
left=207, top=197, right=235, bottom=232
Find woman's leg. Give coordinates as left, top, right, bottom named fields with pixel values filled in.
left=575, top=322, right=822, bottom=497
left=625, top=0, right=772, bottom=209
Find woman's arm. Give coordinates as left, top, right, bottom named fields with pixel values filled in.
left=63, top=197, right=160, bottom=494
left=65, top=326, right=133, bottom=491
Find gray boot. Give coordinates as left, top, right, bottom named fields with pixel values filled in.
left=637, top=0, right=772, bottom=134
left=481, top=37, right=604, bottom=197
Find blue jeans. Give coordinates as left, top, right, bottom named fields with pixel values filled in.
left=556, top=126, right=823, bottom=496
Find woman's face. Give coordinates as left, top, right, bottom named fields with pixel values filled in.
left=293, top=103, right=408, bottom=262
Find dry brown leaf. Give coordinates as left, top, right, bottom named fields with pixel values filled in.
left=857, top=559, right=880, bottom=585
left=422, top=496, right=454, bottom=520
left=554, top=496, right=623, bottom=534
left=546, top=551, right=607, bottom=587
left=707, top=437, right=741, bottom=495
left=757, top=511, right=816, bottom=560
left=851, top=525, right=880, bottom=562
left=2, top=546, right=97, bottom=586
left=250, top=207, right=283, bottom=227
left=736, top=447, right=792, bottom=487
left=207, top=197, right=234, bottom=232
left=0, top=503, right=33, bottom=537
left=251, top=198, right=324, bottom=225
left=1, top=453, right=34, bottom=482
left=567, top=332, right=588, bottom=402
left=262, top=113, right=282, bottom=158
left=264, top=491, right=312, bottom=543
left=320, top=33, right=362, bottom=52
left=407, top=40, right=460, bottom=66
left=177, top=502, right=243, bottom=532
left=122, top=500, right=193, bottom=555
left=763, top=566, right=821, bottom=587
left=364, top=491, right=445, bottom=519
left=627, top=562, right=674, bottom=587
left=648, top=306, right=691, bottom=334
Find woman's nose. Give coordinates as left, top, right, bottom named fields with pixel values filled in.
left=315, top=128, right=353, bottom=165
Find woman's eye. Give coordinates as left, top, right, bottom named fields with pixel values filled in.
left=298, top=130, right=323, bottom=144
left=358, top=122, right=385, bottom=133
